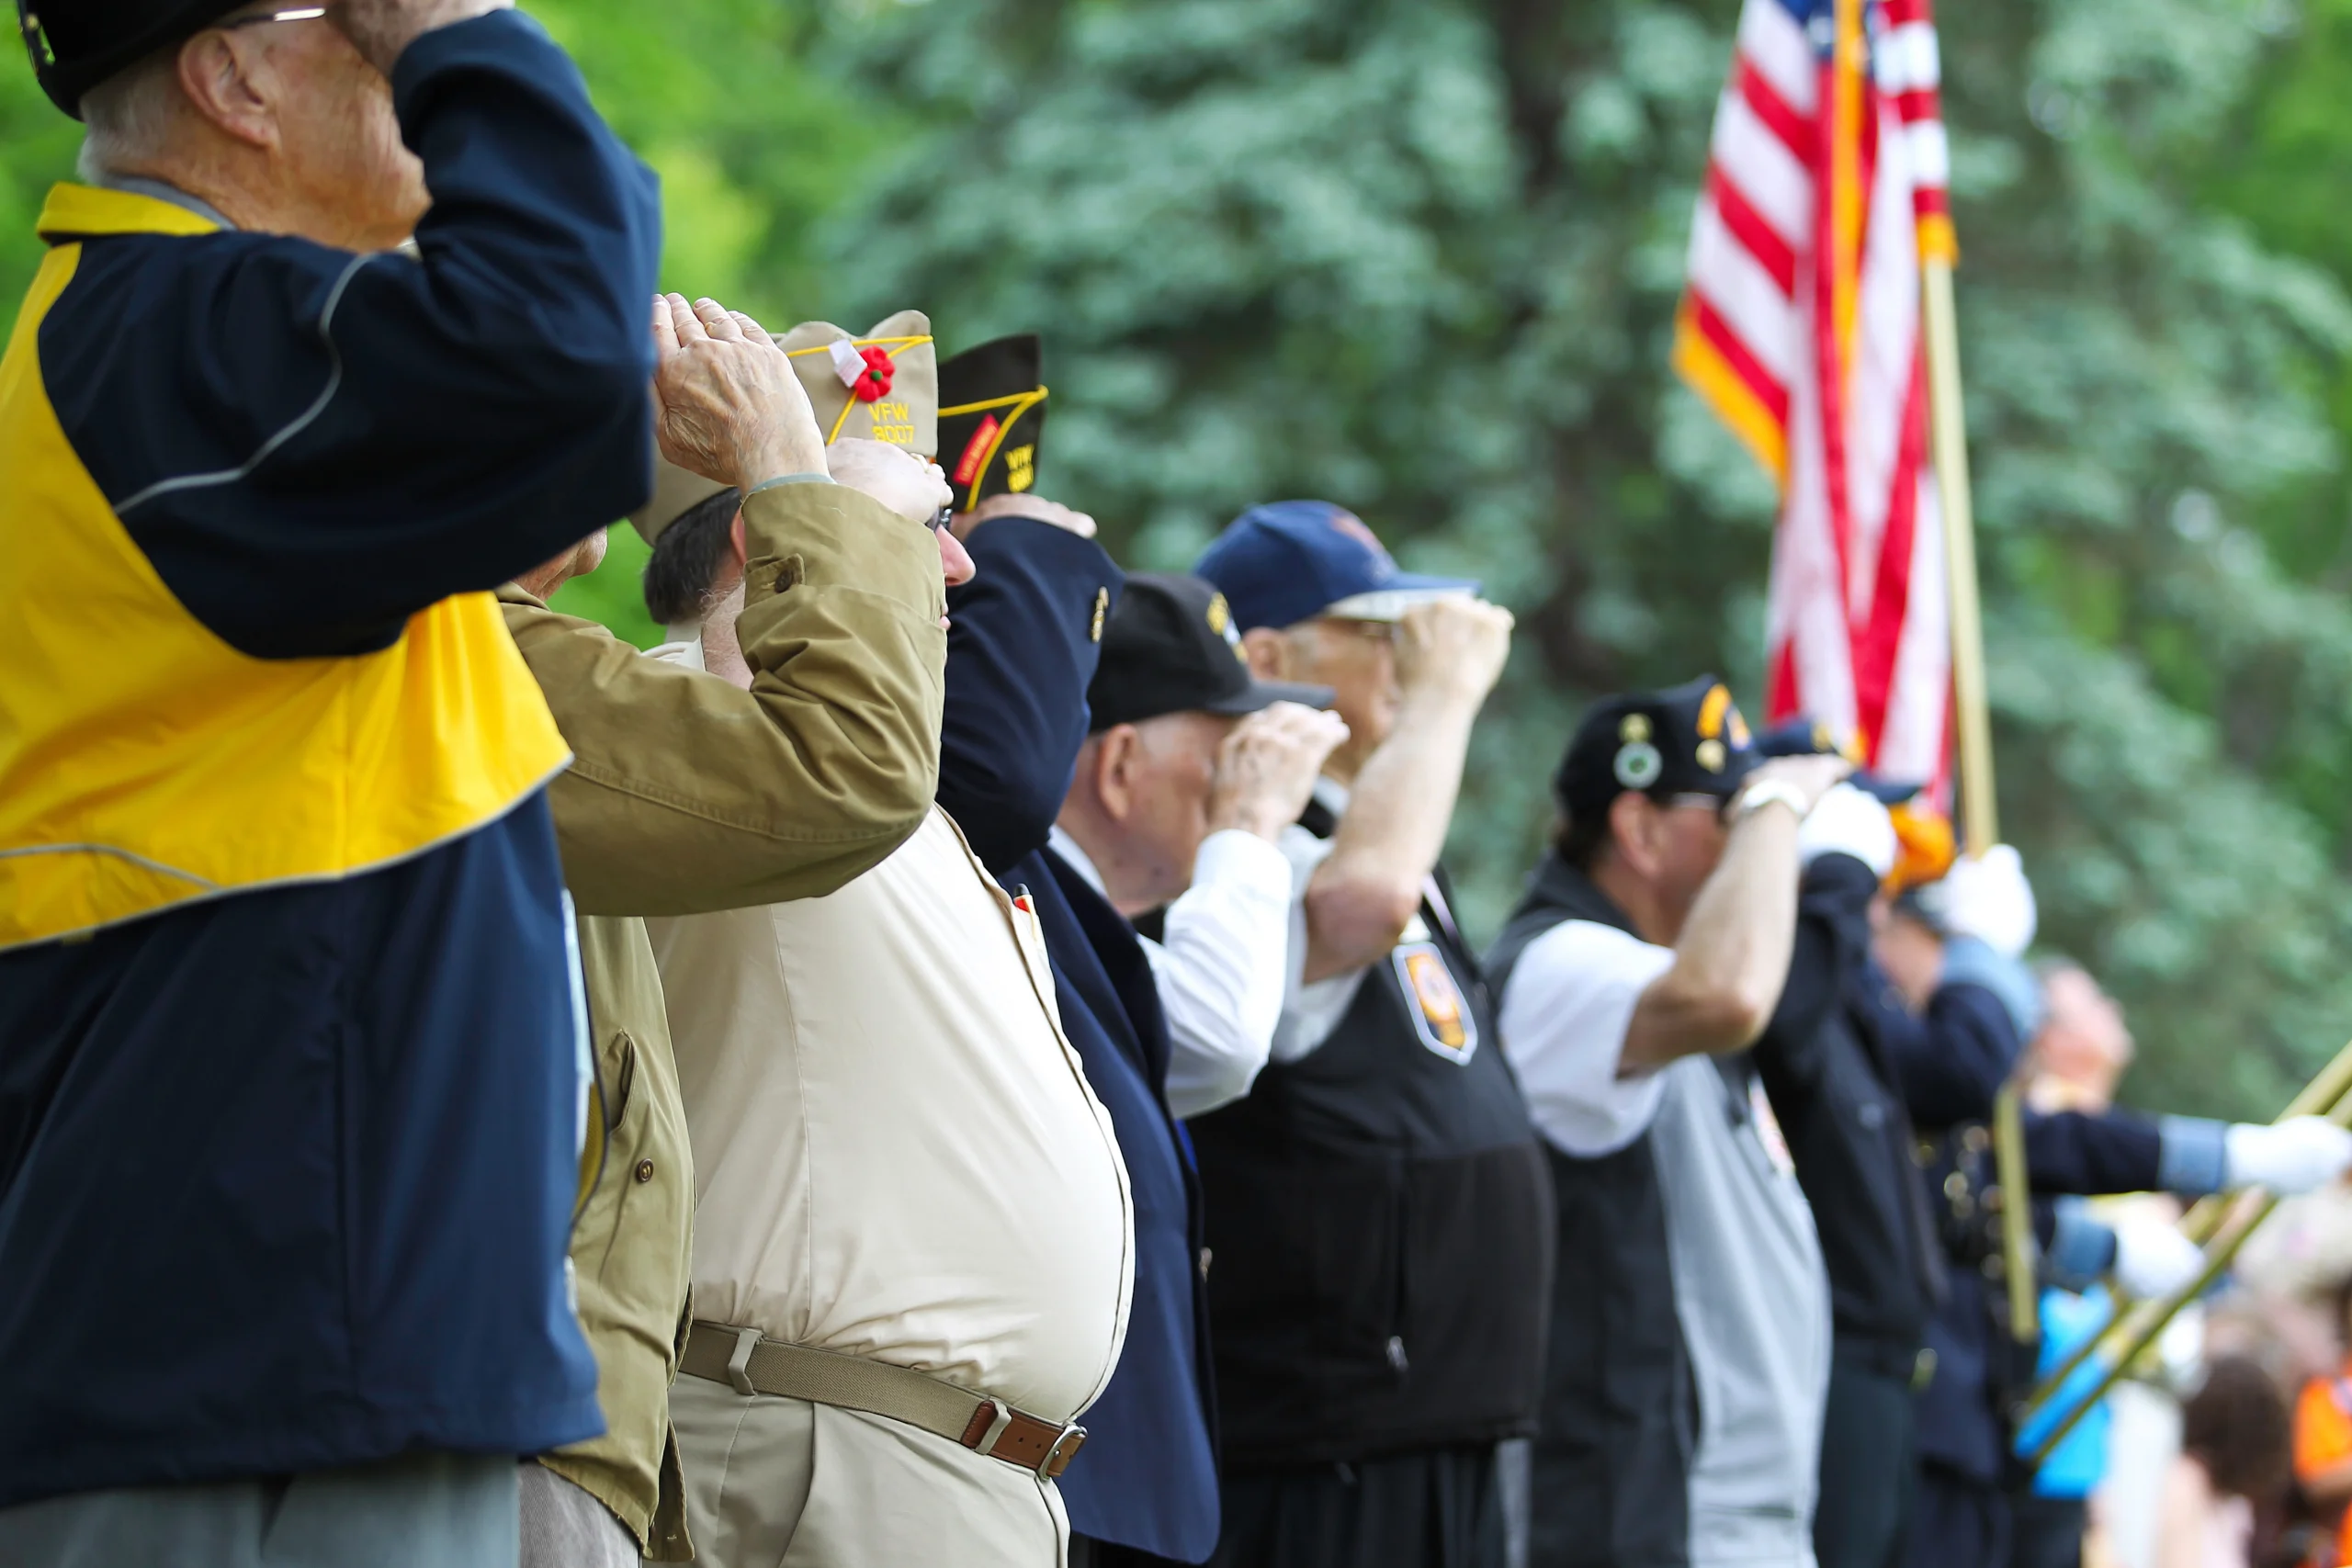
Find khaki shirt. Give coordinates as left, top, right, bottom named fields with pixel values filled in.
left=649, top=806, right=1136, bottom=1426
left=500, top=480, right=945, bottom=1557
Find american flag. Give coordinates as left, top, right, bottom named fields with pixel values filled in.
left=1673, top=0, right=1956, bottom=797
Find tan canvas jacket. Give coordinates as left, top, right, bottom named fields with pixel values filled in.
left=500, top=479, right=945, bottom=1557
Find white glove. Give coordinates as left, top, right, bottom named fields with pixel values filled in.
left=1795, top=782, right=1897, bottom=878
left=1924, top=843, right=2037, bottom=958
left=2110, top=1213, right=2206, bottom=1300
left=2224, top=1117, right=2352, bottom=1195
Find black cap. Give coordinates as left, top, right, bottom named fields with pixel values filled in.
left=18, top=0, right=244, bottom=117
left=937, top=334, right=1048, bottom=513
left=1088, top=574, right=1334, bottom=733
left=1555, top=675, right=1761, bottom=818
left=1753, top=717, right=1923, bottom=805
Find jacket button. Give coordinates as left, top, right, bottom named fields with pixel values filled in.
left=634, top=1158, right=655, bottom=1183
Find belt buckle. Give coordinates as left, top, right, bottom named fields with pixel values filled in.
left=1038, top=1422, right=1087, bottom=1480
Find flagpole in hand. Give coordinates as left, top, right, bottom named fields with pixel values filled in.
left=1917, top=175, right=2037, bottom=1345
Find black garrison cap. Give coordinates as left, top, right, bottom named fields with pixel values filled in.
left=937, top=333, right=1049, bottom=513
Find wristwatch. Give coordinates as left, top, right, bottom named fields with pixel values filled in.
left=1734, top=779, right=1811, bottom=823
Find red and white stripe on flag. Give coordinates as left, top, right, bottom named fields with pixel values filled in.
left=1672, top=0, right=1957, bottom=802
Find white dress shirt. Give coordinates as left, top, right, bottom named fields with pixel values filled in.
left=1047, top=823, right=1294, bottom=1118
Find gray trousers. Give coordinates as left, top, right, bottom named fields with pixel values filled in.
left=0, top=1451, right=518, bottom=1568
left=519, top=1461, right=640, bottom=1568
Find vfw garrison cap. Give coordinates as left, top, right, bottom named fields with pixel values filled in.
left=937, top=334, right=1048, bottom=513
left=17, top=0, right=243, bottom=117
left=775, top=310, right=936, bottom=455
left=1087, top=575, right=1334, bottom=734
left=1555, top=675, right=1760, bottom=818
left=1193, top=500, right=1478, bottom=634
left=628, top=309, right=937, bottom=547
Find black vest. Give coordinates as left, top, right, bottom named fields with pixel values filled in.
left=1487, top=853, right=1696, bottom=1567
left=1186, top=803, right=1555, bottom=1467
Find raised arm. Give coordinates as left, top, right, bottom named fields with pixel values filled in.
left=503, top=296, right=944, bottom=914
left=1618, top=756, right=1849, bottom=1073
left=1301, top=599, right=1510, bottom=981
left=51, top=10, right=662, bottom=659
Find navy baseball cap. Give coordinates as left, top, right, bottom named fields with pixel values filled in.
left=1193, top=500, right=1479, bottom=633
left=1755, top=717, right=1923, bottom=806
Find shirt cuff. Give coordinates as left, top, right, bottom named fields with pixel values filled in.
left=743, top=472, right=834, bottom=496
left=2043, top=1201, right=2118, bottom=1294
left=1193, top=828, right=1294, bottom=898
left=2157, top=1115, right=2230, bottom=1197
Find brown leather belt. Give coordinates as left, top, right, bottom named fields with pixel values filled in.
left=679, top=1321, right=1088, bottom=1480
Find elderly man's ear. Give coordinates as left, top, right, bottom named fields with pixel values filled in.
left=175, top=31, right=281, bottom=150
left=1239, top=627, right=1286, bottom=682
left=1085, top=726, right=1144, bottom=822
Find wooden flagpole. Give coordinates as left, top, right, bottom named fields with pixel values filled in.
left=1921, top=251, right=2033, bottom=1341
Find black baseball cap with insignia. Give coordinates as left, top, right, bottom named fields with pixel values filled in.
left=1554, top=675, right=1761, bottom=818
left=937, top=334, right=1048, bottom=513
left=1087, top=574, right=1334, bottom=733
left=1754, top=716, right=1923, bottom=805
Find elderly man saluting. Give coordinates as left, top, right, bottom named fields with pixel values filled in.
left=0, top=0, right=661, bottom=1563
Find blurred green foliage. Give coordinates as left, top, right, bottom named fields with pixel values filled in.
left=7, top=0, right=2352, bottom=1115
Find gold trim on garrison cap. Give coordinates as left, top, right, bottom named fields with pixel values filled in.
left=775, top=310, right=937, bottom=455
left=626, top=309, right=938, bottom=547
left=937, top=333, right=1048, bottom=513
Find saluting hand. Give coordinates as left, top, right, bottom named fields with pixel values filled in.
left=824, top=440, right=953, bottom=527
left=336, top=0, right=514, bottom=74
left=650, top=294, right=827, bottom=495
left=1208, top=703, right=1352, bottom=843
left=1395, top=598, right=1513, bottom=705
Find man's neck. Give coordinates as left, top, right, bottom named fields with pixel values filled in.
left=1051, top=808, right=1156, bottom=918
left=1590, top=853, right=1679, bottom=948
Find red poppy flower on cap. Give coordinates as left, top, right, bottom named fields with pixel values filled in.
left=854, top=345, right=895, bottom=402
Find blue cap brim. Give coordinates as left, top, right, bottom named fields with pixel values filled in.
left=1318, top=573, right=1482, bottom=621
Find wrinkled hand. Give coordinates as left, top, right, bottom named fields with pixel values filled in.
left=1208, top=704, right=1352, bottom=842
left=335, top=0, right=511, bottom=73
left=1394, top=598, right=1513, bottom=704
left=825, top=440, right=952, bottom=527
left=952, top=491, right=1097, bottom=540
left=2225, top=1117, right=2352, bottom=1195
left=650, top=294, right=825, bottom=495
left=2110, top=1213, right=2205, bottom=1301
left=1736, top=754, right=1851, bottom=819
left=1796, top=782, right=1897, bottom=876
left=1928, top=844, right=2037, bottom=959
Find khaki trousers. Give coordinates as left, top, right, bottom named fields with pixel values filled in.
left=671, top=1371, right=1066, bottom=1568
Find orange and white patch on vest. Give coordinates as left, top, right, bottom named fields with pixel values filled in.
left=1394, top=943, right=1477, bottom=1064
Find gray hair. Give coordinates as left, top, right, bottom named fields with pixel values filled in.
left=74, top=47, right=183, bottom=182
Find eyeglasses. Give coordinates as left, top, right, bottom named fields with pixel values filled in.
left=1315, top=617, right=1398, bottom=645
left=1662, top=791, right=1734, bottom=822
left=220, top=6, right=328, bottom=28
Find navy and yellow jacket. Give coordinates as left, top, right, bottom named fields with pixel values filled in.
left=0, top=14, right=662, bottom=1506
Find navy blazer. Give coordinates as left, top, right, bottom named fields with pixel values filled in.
left=936, top=516, right=1222, bottom=1562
